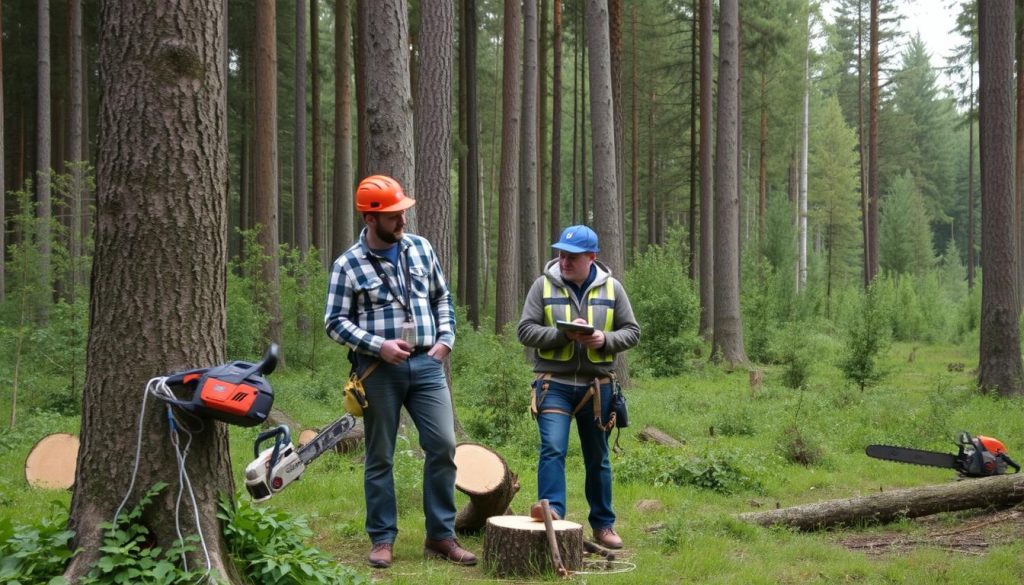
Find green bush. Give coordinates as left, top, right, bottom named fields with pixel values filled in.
left=837, top=284, right=891, bottom=391
left=616, top=444, right=763, bottom=495
left=0, top=506, right=74, bottom=585
left=219, top=494, right=368, bottom=585
left=770, top=323, right=814, bottom=389
left=624, top=233, right=702, bottom=377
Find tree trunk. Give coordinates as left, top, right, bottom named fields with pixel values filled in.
left=520, top=0, right=540, bottom=300
left=798, top=50, right=809, bottom=291
left=646, top=90, right=656, bottom=248
left=453, top=443, right=520, bottom=534
left=67, top=0, right=84, bottom=303
left=758, top=67, right=767, bottom=246
left=637, top=425, right=684, bottom=447
left=483, top=516, right=584, bottom=577
left=585, top=0, right=623, bottom=277
left=1016, top=8, right=1024, bottom=306
left=37, top=0, right=52, bottom=324
left=629, top=6, right=638, bottom=260
left=255, top=0, right=282, bottom=348
left=968, top=67, right=975, bottom=289
left=67, top=1, right=236, bottom=580
left=495, top=0, right=521, bottom=333
left=295, top=0, right=310, bottom=257
left=738, top=474, right=1024, bottom=531
left=688, top=0, right=697, bottom=281
left=550, top=0, right=562, bottom=245
left=0, top=1, right=5, bottom=303
left=414, top=0, right=453, bottom=275
left=538, top=0, right=549, bottom=259
left=311, top=0, right=325, bottom=263
left=710, top=0, right=747, bottom=367
left=331, top=0, right=353, bottom=260
left=977, top=0, right=1023, bottom=396
left=698, top=0, right=713, bottom=339
left=866, top=0, right=880, bottom=284
left=609, top=0, right=624, bottom=253
left=463, top=0, right=481, bottom=327
left=360, top=0, right=416, bottom=229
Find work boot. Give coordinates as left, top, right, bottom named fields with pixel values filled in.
left=423, top=538, right=478, bottom=566
left=367, top=542, right=393, bottom=568
left=593, top=527, right=623, bottom=549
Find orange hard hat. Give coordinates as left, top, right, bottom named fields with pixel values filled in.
left=355, top=175, right=416, bottom=213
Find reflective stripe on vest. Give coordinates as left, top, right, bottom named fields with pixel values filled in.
left=539, top=277, right=616, bottom=363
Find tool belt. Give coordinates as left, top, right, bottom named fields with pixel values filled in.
left=531, top=373, right=617, bottom=432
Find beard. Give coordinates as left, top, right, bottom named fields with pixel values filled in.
left=373, top=222, right=403, bottom=244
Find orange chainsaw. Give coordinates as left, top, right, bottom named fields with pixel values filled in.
left=866, top=431, right=1020, bottom=477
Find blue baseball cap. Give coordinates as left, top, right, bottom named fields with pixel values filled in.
left=552, top=225, right=600, bottom=254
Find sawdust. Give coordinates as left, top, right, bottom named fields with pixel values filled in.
left=837, top=505, right=1024, bottom=556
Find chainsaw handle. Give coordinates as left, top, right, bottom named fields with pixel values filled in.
left=253, top=425, right=291, bottom=459
left=1001, top=453, right=1021, bottom=473
left=164, top=367, right=210, bottom=388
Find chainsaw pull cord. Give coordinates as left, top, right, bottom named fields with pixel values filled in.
left=116, top=376, right=213, bottom=579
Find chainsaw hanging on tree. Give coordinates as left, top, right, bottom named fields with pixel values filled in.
left=866, top=431, right=1021, bottom=477
left=244, top=414, right=359, bottom=502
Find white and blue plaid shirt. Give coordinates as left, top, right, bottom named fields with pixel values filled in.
left=325, top=228, right=455, bottom=356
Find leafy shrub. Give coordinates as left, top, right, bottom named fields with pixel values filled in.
left=780, top=424, right=823, bottom=466
left=0, top=506, right=75, bottom=585
left=219, top=494, right=367, bottom=585
left=450, top=315, right=534, bottom=447
left=770, top=323, right=814, bottom=389
left=624, top=232, right=702, bottom=377
left=616, top=445, right=763, bottom=495
left=227, top=229, right=272, bottom=359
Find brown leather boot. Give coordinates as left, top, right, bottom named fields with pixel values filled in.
left=593, top=527, right=623, bottom=549
left=367, top=542, right=393, bottom=568
left=423, top=538, right=478, bottom=566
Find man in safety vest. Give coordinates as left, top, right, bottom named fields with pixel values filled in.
left=325, top=175, right=476, bottom=569
left=517, top=225, right=641, bottom=550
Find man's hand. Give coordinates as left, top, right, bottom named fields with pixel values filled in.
left=380, top=339, right=413, bottom=365
left=564, top=318, right=605, bottom=349
left=427, top=343, right=451, bottom=361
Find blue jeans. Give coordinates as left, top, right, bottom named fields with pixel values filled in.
left=534, top=379, right=615, bottom=530
left=359, top=352, right=457, bottom=544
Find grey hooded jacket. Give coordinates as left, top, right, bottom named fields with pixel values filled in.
left=517, top=258, right=641, bottom=383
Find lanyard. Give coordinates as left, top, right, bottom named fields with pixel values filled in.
left=366, top=249, right=413, bottom=323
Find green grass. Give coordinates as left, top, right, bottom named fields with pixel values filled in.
left=4, top=340, right=1024, bottom=583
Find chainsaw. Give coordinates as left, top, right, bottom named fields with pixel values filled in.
left=164, top=344, right=279, bottom=427
left=244, top=413, right=359, bottom=502
left=866, top=431, right=1021, bottom=477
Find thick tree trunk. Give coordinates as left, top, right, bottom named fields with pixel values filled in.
left=414, top=0, right=453, bottom=274
left=331, top=0, right=353, bottom=260
left=585, top=0, right=623, bottom=277
left=710, top=0, right=747, bottom=367
left=550, top=0, right=562, bottom=245
left=495, top=0, right=521, bottom=333
left=0, top=1, right=5, bottom=302
left=520, top=0, right=540, bottom=299
left=255, top=0, right=282, bottom=349
left=738, top=474, right=1024, bottom=531
left=67, top=1, right=236, bottom=581
left=977, top=0, right=1024, bottom=396
left=453, top=443, right=520, bottom=534
left=361, top=0, right=416, bottom=229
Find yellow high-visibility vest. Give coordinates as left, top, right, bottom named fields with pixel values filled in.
left=539, top=277, right=615, bottom=363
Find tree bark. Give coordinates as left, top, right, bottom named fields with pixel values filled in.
left=977, top=0, right=1023, bottom=396
left=866, top=0, right=880, bottom=284
left=360, top=0, right=416, bottom=229
left=483, top=516, right=584, bottom=577
left=311, top=0, right=325, bottom=263
left=37, top=0, right=52, bottom=323
left=710, top=0, right=747, bottom=366
left=331, top=0, right=353, bottom=260
left=550, top=0, right=562, bottom=247
left=0, top=1, right=5, bottom=303
left=255, top=0, right=282, bottom=348
left=295, top=0, right=310, bottom=257
left=453, top=443, right=520, bottom=534
left=68, top=0, right=85, bottom=303
left=463, top=0, right=481, bottom=327
left=698, top=0, right=713, bottom=339
left=520, top=0, right=540, bottom=299
left=67, top=1, right=236, bottom=580
left=585, top=0, right=623, bottom=277
left=738, top=474, right=1024, bottom=531
left=495, top=0, right=521, bottom=333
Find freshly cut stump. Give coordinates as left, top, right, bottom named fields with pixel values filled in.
left=483, top=515, right=583, bottom=577
left=25, top=433, right=79, bottom=489
left=454, top=442, right=519, bottom=533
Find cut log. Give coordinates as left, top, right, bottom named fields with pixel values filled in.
left=483, top=515, right=583, bottom=577
left=637, top=425, right=685, bottom=447
left=332, top=418, right=365, bottom=454
left=737, top=474, right=1024, bottom=531
left=453, top=442, right=520, bottom=533
left=265, top=408, right=301, bottom=432
left=25, top=433, right=79, bottom=489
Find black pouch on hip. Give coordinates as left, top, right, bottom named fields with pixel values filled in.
left=611, top=383, right=628, bottom=428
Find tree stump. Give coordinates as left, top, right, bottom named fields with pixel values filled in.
left=483, top=515, right=583, bottom=577
left=25, top=433, right=79, bottom=489
left=453, top=442, right=520, bottom=533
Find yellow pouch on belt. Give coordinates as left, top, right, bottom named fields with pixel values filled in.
left=343, top=362, right=379, bottom=417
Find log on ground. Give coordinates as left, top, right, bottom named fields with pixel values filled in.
left=483, top=515, right=583, bottom=577
left=737, top=474, right=1024, bottom=530
left=454, top=442, right=520, bottom=533
left=637, top=425, right=685, bottom=447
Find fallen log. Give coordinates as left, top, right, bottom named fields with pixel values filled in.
left=25, top=433, right=79, bottom=489
left=737, top=474, right=1024, bottom=531
left=453, top=442, right=520, bottom=534
left=637, top=425, right=684, bottom=447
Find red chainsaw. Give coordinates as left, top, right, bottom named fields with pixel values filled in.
left=866, top=431, right=1020, bottom=477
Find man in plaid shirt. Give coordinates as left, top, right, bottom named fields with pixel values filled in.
left=325, top=175, right=475, bottom=569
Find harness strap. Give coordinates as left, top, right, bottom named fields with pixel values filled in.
left=357, top=361, right=380, bottom=383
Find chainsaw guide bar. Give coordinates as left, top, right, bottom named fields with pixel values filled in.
left=865, top=444, right=959, bottom=470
